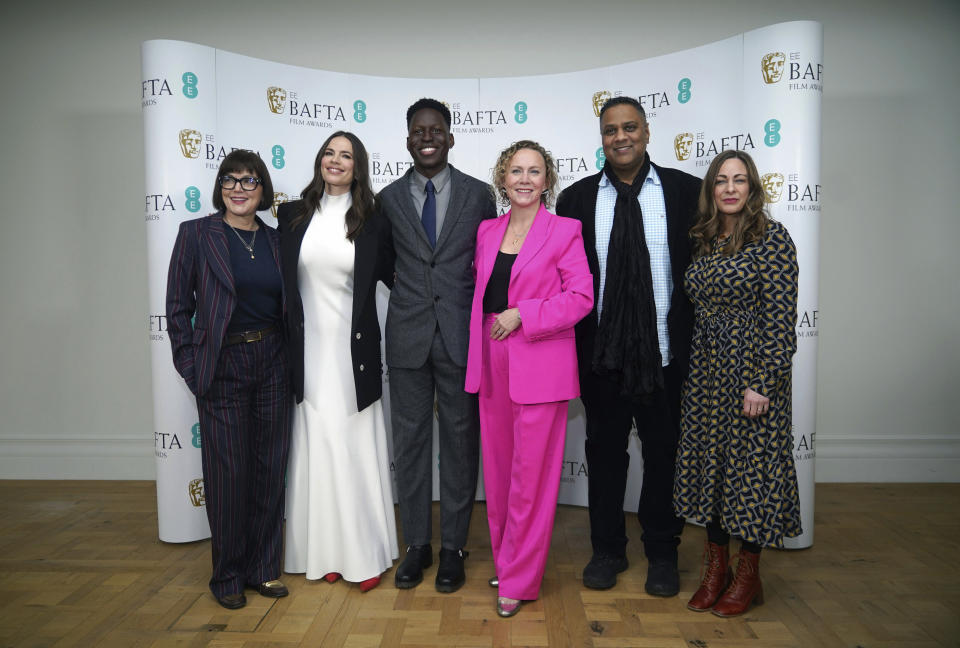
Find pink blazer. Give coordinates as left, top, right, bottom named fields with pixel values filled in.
left=465, top=205, right=593, bottom=404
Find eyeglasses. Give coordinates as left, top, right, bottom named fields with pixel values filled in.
left=218, top=175, right=262, bottom=191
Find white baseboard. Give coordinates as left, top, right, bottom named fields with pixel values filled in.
left=0, top=437, right=155, bottom=479
left=815, top=435, right=960, bottom=482
left=0, top=435, right=957, bottom=483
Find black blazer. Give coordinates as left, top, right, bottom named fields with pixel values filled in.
left=555, top=162, right=702, bottom=381
left=166, top=213, right=283, bottom=397
left=277, top=199, right=393, bottom=410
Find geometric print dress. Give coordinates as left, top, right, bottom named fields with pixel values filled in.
left=673, top=219, right=802, bottom=548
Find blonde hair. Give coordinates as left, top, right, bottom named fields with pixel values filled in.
left=491, top=140, right=559, bottom=208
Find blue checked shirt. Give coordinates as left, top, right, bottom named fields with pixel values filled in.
left=595, top=166, right=673, bottom=367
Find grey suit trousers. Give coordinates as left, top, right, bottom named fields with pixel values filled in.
left=390, top=330, right=479, bottom=549
left=379, top=165, right=495, bottom=550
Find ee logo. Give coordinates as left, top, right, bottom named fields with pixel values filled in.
left=272, top=145, right=285, bottom=170
left=353, top=100, right=367, bottom=123
left=677, top=78, right=692, bottom=104
left=182, top=72, right=198, bottom=99
left=514, top=101, right=528, bottom=124
left=595, top=147, right=605, bottom=171
left=184, top=186, right=201, bottom=213
left=191, top=423, right=202, bottom=449
left=764, top=119, right=782, bottom=147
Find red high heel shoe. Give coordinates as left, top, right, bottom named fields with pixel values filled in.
left=359, top=576, right=381, bottom=593
left=323, top=572, right=342, bottom=583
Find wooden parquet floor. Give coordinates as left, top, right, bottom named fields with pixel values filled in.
left=0, top=482, right=957, bottom=648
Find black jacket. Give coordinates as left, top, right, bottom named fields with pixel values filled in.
left=555, top=163, right=701, bottom=380
left=278, top=200, right=393, bottom=410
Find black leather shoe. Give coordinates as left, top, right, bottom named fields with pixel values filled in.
left=250, top=579, right=289, bottom=598
left=435, top=548, right=468, bottom=593
left=582, top=554, right=629, bottom=590
left=395, top=544, right=433, bottom=589
left=215, top=592, right=247, bottom=609
left=645, top=559, right=680, bottom=597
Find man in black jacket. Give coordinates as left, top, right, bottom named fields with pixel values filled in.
left=556, top=96, right=701, bottom=596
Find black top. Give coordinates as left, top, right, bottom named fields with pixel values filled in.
left=482, top=251, right=517, bottom=313
left=226, top=225, right=283, bottom=333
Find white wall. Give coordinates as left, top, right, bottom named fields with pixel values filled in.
left=0, top=0, right=957, bottom=482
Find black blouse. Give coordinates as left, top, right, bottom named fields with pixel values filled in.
left=482, top=251, right=517, bottom=314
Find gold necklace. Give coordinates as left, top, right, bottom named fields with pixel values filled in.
left=226, top=221, right=257, bottom=259
left=508, top=222, right=533, bottom=249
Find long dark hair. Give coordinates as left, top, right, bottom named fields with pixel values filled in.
left=289, top=131, right=374, bottom=241
left=690, top=149, right=768, bottom=259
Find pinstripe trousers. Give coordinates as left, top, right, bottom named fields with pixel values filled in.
left=196, top=330, right=290, bottom=599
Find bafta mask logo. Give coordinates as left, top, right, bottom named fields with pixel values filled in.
left=270, top=192, right=289, bottom=219
left=266, top=86, right=287, bottom=114
left=178, top=129, right=202, bottom=159
left=761, top=52, right=786, bottom=84
left=592, top=91, right=612, bottom=118
left=673, top=132, right=694, bottom=161
left=188, top=478, right=206, bottom=507
left=761, top=172, right=785, bottom=202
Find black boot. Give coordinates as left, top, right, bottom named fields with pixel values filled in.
left=435, top=548, right=468, bottom=593
left=395, top=544, right=433, bottom=589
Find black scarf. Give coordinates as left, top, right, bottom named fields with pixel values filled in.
left=592, top=154, right=664, bottom=401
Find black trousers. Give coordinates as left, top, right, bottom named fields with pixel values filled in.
left=581, top=361, right=685, bottom=563
left=196, top=331, right=291, bottom=599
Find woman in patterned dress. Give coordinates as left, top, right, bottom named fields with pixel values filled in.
left=673, top=150, right=801, bottom=617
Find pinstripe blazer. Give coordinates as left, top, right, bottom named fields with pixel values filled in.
left=166, top=212, right=283, bottom=397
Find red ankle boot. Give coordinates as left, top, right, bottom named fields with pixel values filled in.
left=323, top=572, right=342, bottom=583
left=687, top=541, right=732, bottom=611
left=712, top=550, right=763, bottom=617
left=359, top=576, right=381, bottom=593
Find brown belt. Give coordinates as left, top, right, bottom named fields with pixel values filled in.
left=223, top=325, right=277, bottom=346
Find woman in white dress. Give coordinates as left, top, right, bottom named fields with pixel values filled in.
left=278, top=131, right=398, bottom=592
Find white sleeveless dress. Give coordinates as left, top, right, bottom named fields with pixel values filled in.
left=283, top=191, right=398, bottom=581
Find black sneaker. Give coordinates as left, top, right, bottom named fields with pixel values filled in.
left=645, top=559, right=680, bottom=597
left=582, top=554, right=629, bottom=590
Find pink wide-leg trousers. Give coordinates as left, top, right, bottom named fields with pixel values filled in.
left=479, top=314, right=568, bottom=601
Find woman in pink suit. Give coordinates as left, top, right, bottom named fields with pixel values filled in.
left=465, top=140, right=593, bottom=617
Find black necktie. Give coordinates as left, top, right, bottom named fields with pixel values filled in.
left=422, top=180, right=436, bottom=247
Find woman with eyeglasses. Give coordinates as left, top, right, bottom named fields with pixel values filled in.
left=278, top=131, right=397, bottom=592
left=166, top=149, right=290, bottom=610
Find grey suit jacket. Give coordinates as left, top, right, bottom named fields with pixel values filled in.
left=378, top=165, right=497, bottom=369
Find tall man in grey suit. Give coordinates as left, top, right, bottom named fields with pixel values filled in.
left=378, top=98, right=497, bottom=592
